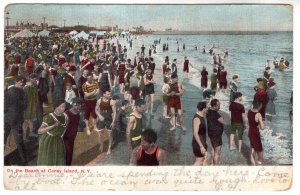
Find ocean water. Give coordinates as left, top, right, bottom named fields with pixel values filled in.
left=118, top=33, right=293, bottom=165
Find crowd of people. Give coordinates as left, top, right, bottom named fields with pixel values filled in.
left=191, top=47, right=289, bottom=166
left=4, top=30, right=291, bottom=166
left=4, top=32, right=168, bottom=165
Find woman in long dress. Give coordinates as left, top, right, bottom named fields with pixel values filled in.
left=265, top=81, right=277, bottom=122
left=37, top=100, right=68, bottom=165
left=200, top=66, right=208, bottom=89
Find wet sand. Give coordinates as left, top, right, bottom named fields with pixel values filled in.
left=85, top=64, right=269, bottom=166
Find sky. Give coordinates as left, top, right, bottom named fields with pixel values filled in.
left=4, top=4, right=293, bottom=31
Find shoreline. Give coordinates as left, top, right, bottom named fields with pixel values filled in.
left=150, top=31, right=292, bottom=35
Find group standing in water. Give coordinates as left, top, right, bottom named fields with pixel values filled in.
left=183, top=42, right=288, bottom=166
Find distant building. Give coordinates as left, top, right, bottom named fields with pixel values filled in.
left=48, top=25, right=60, bottom=31
left=7, top=21, right=50, bottom=33
left=130, top=26, right=146, bottom=34
left=99, top=26, right=111, bottom=31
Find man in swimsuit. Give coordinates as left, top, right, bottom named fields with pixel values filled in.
left=192, top=102, right=209, bottom=166
left=229, top=92, right=246, bottom=152
left=95, top=89, right=116, bottom=155
left=82, top=73, right=99, bottom=135
left=126, top=99, right=146, bottom=153
left=167, top=74, right=187, bottom=131
left=207, top=99, right=225, bottom=165
left=130, top=128, right=166, bottom=165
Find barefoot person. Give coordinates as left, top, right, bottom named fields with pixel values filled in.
left=126, top=99, right=146, bottom=153
left=247, top=101, right=265, bottom=165
left=144, top=69, right=155, bottom=114
left=192, top=102, right=209, bottom=166
left=95, top=89, right=116, bottom=155
left=229, top=92, right=247, bottom=152
left=183, top=56, right=193, bottom=78
left=207, top=99, right=225, bottom=165
left=82, top=73, right=99, bottom=135
left=167, top=74, right=187, bottom=131
left=130, top=128, right=166, bottom=165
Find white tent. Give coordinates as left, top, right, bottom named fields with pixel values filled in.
left=72, top=31, right=89, bottom=40
left=10, top=29, right=35, bottom=39
left=121, top=31, right=129, bottom=35
left=69, top=30, right=78, bottom=36
left=38, top=29, right=50, bottom=37
left=96, top=31, right=106, bottom=36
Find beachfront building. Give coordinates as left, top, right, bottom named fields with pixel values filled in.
left=6, top=21, right=52, bottom=33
